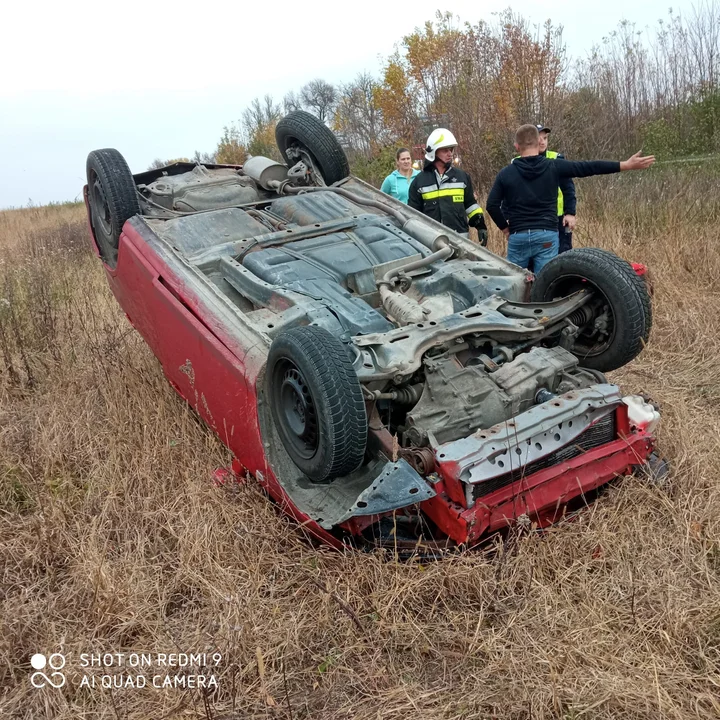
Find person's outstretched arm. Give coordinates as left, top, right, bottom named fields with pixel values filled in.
left=619, top=151, right=656, bottom=171
left=554, top=151, right=655, bottom=179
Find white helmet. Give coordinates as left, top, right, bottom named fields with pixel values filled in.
left=424, top=128, right=458, bottom=162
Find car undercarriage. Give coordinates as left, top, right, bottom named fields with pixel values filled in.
left=84, top=110, right=662, bottom=551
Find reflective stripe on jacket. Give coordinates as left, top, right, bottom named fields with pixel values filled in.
left=407, top=165, right=485, bottom=234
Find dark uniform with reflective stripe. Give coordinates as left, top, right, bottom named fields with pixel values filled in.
left=408, top=163, right=486, bottom=237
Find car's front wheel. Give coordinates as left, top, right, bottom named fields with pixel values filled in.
left=266, top=325, right=367, bottom=483
left=531, top=248, right=651, bottom=371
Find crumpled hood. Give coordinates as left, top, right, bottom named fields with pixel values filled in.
left=512, top=155, right=552, bottom=179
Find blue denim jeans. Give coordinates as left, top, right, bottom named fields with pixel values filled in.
left=507, top=229, right=559, bottom=273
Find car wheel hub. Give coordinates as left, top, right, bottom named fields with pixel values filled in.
left=547, top=275, right=615, bottom=357
left=279, top=367, right=318, bottom=457
left=91, top=174, right=113, bottom=237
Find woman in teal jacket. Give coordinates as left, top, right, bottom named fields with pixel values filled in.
left=380, top=148, right=419, bottom=204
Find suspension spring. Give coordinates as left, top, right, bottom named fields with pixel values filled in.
left=568, top=305, right=593, bottom=327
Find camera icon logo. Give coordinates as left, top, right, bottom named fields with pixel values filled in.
left=30, top=653, right=66, bottom=689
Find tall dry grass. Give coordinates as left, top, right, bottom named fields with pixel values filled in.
left=1, top=169, right=719, bottom=719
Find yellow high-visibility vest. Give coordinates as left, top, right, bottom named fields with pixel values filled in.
left=544, top=151, right=564, bottom=216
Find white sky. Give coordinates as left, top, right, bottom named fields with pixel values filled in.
left=0, top=0, right=686, bottom=208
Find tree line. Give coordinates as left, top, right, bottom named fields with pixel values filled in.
left=150, top=4, right=720, bottom=189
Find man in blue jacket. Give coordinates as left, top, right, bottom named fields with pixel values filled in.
left=487, top=124, right=654, bottom=273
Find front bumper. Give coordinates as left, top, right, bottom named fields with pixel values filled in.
left=423, top=431, right=653, bottom=545
left=420, top=386, right=658, bottom=545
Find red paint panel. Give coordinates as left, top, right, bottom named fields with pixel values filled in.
left=110, top=231, right=255, bottom=448
left=104, top=225, right=341, bottom=548
left=440, top=473, right=467, bottom=508
left=421, top=486, right=470, bottom=545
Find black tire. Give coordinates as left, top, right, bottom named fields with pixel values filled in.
left=575, top=247, right=652, bottom=343
left=275, top=111, right=350, bottom=185
left=267, top=325, right=367, bottom=482
left=530, top=248, right=650, bottom=371
left=86, top=149, right=140, bottom=267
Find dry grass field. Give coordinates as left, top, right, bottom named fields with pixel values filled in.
left=1, top=166, right=720, bottom=719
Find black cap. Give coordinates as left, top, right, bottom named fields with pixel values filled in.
left=536, top=124, right=551, bottom=133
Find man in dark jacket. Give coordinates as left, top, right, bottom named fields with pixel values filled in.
left=408, top=128, right=488, bottom=244
left=512, top=123, right=575, bottom=270
left=487, top=124, right=654, bottom=273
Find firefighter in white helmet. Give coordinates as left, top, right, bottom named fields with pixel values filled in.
left=408, top=128, right=487, bottom=244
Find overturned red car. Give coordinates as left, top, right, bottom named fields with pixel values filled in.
left=84, top=111, right=661, bottom=552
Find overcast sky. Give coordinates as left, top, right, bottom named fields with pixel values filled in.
left=1, top=0, right=688, bottom=208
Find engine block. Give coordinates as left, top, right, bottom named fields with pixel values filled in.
left=404, top=346, right=593, bottom=446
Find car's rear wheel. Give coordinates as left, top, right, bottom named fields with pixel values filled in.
left=579, top=247, right=653, bottom=343
left=275, top=111, right=350, bottom=185
left=531, top=248, right=651, bottom=371
left=86, top=148, right=140, bottom=267
left=267, top=325, right=367, bottom=483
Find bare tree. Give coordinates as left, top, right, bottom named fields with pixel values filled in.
left=238, top=95, right=283, bottom=159
left=334, top=73, right=388, bottom=155
left=241, top=94, right=282, bottom=138
left=193, top=150, right=217, bottom=164
left=300, top=79, right=337, bottom=123
left=283, top=91, right=302, bottom=114
left=213, top=4, right=720, bottom=178
left=571, top=3, right=720, bottom=157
